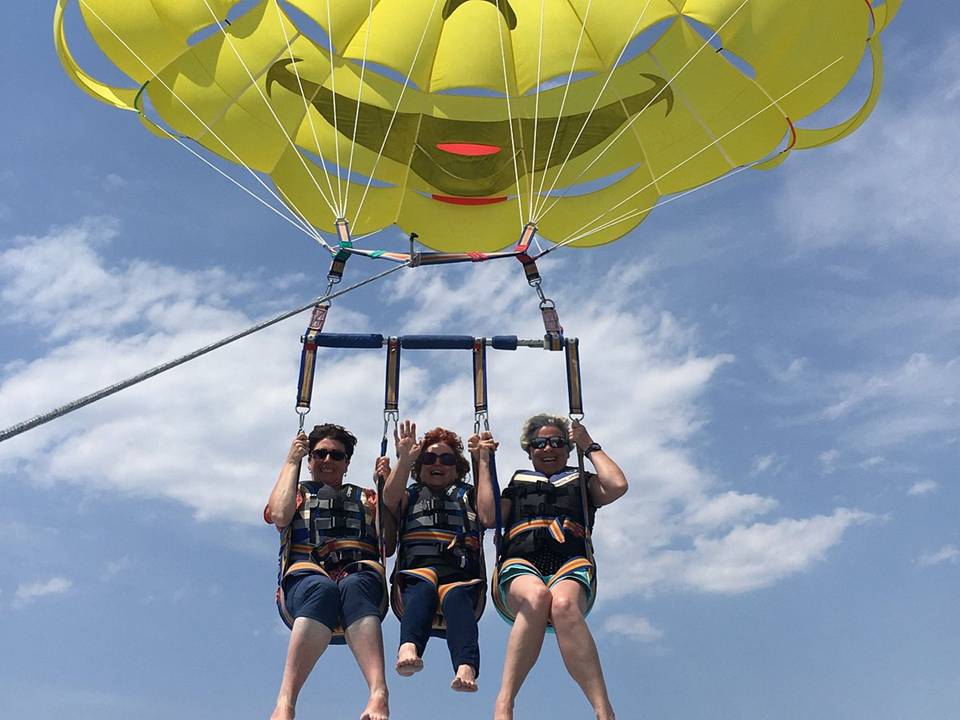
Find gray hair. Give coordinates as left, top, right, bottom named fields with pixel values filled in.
left=520, top=413, right=570, bottom=452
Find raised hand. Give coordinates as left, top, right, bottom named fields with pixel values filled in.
left=394, top=419, right=420, bottom=464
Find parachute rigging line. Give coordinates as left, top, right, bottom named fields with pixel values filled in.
left=494, top=0, right=527, bottom=231
left=0, top=261, right=411, bottom=445
left=342, top=0, right=377, bottom=218
left=199, top=0, right=342, bottom=220
left=532, top=0, right=597, bottom=213
left=272, top=0, right=343, bottom=219
left=536, top=0, right=753, bottom=225
left=532, top=0, right=654, bottom=219
left=528, top=0, right=547, bottom=222
left=351, top=0, right=443, bottom=235
left=553, top=57, right=842, bottom=249
left=74, top=0, right=332, bottom=251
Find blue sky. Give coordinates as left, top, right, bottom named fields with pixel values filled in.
left=1, top=2, right=958, bottom=719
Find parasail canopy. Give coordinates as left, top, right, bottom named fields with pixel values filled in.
left=56, top=0, right=900, bottom=252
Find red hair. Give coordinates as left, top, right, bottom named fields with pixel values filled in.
left=413, top=427, right=470, bottom=482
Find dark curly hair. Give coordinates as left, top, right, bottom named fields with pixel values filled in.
left=307, top=423, right=358, bottom=459
left=413, top=427, right=470, bottom=483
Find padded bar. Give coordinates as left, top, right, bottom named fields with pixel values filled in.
left=491, top=336, right=518, bottom=350
left=314, top=333, right=384, bottom=348
left=401, top=335, right=474, bottom=350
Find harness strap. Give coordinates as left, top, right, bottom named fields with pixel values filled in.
left=472, top=339, right=503, bottom=557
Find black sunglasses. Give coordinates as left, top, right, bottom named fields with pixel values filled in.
left=529, top=436, right=568, bottom=450
left=310, top=448, right=347, bottom=462
left=420, top=452, right=458, bottom=466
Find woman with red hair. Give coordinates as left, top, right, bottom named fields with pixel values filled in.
left=382, top=420, right=498, bottom=692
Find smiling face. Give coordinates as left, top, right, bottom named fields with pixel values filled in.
left=418, top=442, right=459, bottom=491
left=308, top=437, right=350, bottom=488
left=529, top=425, right=571, bottom=476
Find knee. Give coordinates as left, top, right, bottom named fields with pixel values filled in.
left=516, top=584, right=552, bottom=617
left=549, top=593, right=584, bottom=628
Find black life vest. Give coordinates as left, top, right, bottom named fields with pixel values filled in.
left=397, top=481, right=481, bottom=574
left=502, top=467, right=595, bottom=561
left=282, top=481, right=380, bottom=574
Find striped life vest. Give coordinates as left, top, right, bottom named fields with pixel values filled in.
left=502, top=467, right=595, bottom=561
left=397, top=481, right=481, bottom=575
left=281, top=481, right=379, bottom=577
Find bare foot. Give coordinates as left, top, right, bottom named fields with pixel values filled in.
left=493, top=696, right=514, bottom=720
left=450, top=664, right=478, bottom=693
left=395, top=642, right=423, bottom=677
left=359, top=688, right=389, bottom=720
left=270, top=700, right=295, bottom=720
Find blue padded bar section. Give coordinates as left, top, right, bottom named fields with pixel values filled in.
left=401, top=335, right=474, bottom=350
left=491, top=336, right=518, bottom=350
left=314, top=333, right=384, bottom=348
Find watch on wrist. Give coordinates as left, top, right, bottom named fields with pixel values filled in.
left=583, top=442, right=602, bottom=456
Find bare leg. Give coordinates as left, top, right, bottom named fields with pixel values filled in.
left=271, top=617, right=333, bottom=720
left=550, top=580, right=615, bottom=720
left=344, top=615, right=390, bottom=720
left=494, top=575, right=552, bottom=720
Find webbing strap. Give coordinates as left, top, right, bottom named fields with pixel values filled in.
left=384, top=337, right=401, bottom=417
left=472, top=339, right=504, bottom=557
left=328, top=219, right=353, bottom=282
left=295, top=304, right=331, bottom=416
left=564, top=338, right=584, bottom=418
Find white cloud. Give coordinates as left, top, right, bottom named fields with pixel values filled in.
left=917, top=545, right=959, bottom=567
left=776, top=38, right=960, bottom=251
left=819, top=449, right=840, bottom=474
left=14, top=576, right=73, bottom=607
left=750, top=453, right=785, bottom=477
left=0, top=220, right=872, bottom=601
left=820, top=354, right=960, bottom=451
left=599, top=509, right=875, bottom=597
left=907, top=480, right=939, bottom=497
left=602, top=614, right=663, bottom=643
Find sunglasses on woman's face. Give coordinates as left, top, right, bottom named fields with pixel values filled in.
left=530, top=436, right=568, bottom=450
left=420, top=452, right=457, bottom=466
left=310, top=448, right=347, bottom=462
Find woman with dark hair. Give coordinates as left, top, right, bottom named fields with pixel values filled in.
left=485, top=414, right=628, bottom=720
left=265, top=423, right=394, bottom=720
left=382, top=420, right=498, bottom=693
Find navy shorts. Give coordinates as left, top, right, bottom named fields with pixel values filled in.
left=283, top=569, right=384, bottom=631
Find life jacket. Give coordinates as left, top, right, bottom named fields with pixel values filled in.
left=279, top=481, right=380, bottom=580
left=397, top=481, right=482, bottom=576
left=502, top=467, right=595, bottom=561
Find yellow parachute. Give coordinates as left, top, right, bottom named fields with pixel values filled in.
left=56, top=0, right=900, bottom=252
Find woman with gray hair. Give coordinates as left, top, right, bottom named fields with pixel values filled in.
left=485, top=413, right=627, bottom=720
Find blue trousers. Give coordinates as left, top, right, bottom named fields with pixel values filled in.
left=399, top=577, right=480, bottom=675
left=283, top=569, right=383, bottom=631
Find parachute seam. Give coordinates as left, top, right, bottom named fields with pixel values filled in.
left=75, top=0, right=332, bottom=250
left=552, top=55, right=845, bottom=249
left=342, top=0, right=377, bottom=219
left=650, top=49, right=737, bottom=169
left=323, top=0, right=345, bottom=211
left=273, top=3, right=344, bottom=219
left=528, top=0, right=546, bottom=222
left=350, top=0, right=443, bottom=231
left=199, top=0, right=344, bottom=222
left=536, top=0, right=750, bottom=224
left=532, top=0, right=595, bottom=219
left=532, top=0, right=657, bottom=218
left=494, top=0, right=526, bottom=231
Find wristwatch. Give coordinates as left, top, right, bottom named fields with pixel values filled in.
left=583, top=442, right=602, bottom=456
